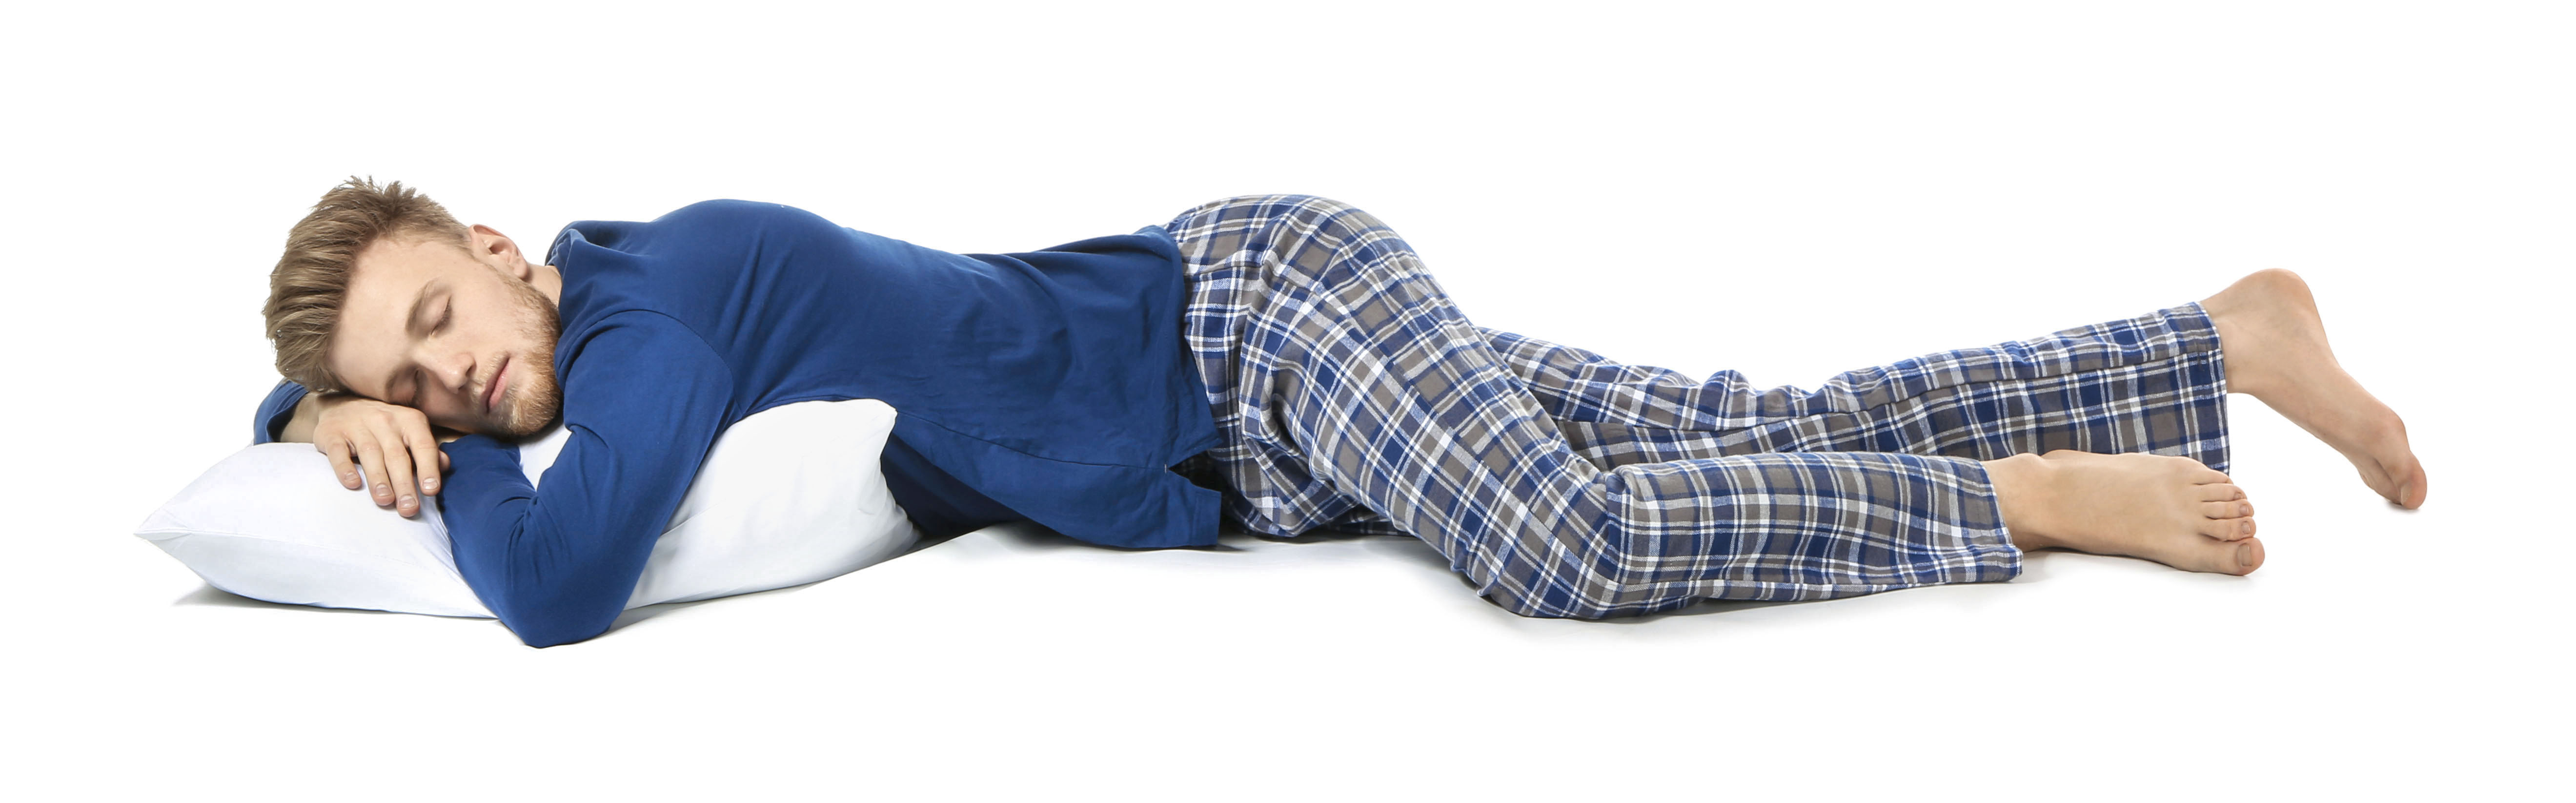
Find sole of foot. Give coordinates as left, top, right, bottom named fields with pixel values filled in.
left=2199, top=268, right=2428, bottom=509
left=1992, top=451, right=2266, bottom=576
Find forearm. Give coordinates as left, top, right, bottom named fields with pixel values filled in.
left=440, top=435, right=650, bottom=648
left=251, top=379, right=313, bottom=445
left=278, top=391, right=324, bottom=444
left=434, top=312, right=736, bottom=647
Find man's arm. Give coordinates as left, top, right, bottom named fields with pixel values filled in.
left=279, top=388, right=321, bottom=444
left=254, top=379, right=449, bottom=517
left=253, top=379, right=311, bottom=445
left=437, top=310, right=734, bottom=648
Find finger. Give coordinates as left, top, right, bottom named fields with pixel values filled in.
left=440, top=449, right=451, bottom=473
left=408, top=428, right=443, bottom=497
left=319, top=435, right=363, bottom=490
left=378, top=432, right=422, bottom=517
left=354, top=438, right=395, bottom=509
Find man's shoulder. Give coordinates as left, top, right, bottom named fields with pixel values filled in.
left=653, top=199, right=834, bottom=231
left=554, top=200, right=856, bottom=347
left=561, top=199, right=845, bottom=268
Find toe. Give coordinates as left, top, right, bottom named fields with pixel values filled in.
left=2201, top=500, right=2255, bottom=520
left=2232, top=537, right=2265, bottom=575
left=2197, top=483, right=2246, bottom=502
left=2179, top=533, right=2264, bottom=574
left=2362, top=453, right=2425, bottom=509
left=2197, top=515, right=2256, bottom=541
left=2359, top=412, right=2426, bottom=508
left=2198, top=516, right=2243, bottom=541
left=2392, top=457, right=2428, bottom=509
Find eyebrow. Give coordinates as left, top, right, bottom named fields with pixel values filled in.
left=380, top=280, right=443, bottom=399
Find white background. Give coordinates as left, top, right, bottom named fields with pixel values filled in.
left=5, top=0, right=2566, bottom=800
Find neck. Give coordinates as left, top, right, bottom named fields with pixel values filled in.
left=532, top=263, right=565, bottom=308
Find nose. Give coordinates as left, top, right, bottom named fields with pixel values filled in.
left=419, top=345, right=475, bottom=399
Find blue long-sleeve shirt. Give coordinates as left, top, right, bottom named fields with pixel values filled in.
left=253, top=200, right=1223, bottom=646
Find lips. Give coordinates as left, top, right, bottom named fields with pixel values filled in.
left=483, top=356, right=509, bottom=415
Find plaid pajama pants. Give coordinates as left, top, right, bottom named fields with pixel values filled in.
left=1161, top=194, right=2232, bottom=619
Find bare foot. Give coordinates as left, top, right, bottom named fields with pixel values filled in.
left=1986, top=451, right=2265, bottom=575
left=2199, top=269, right=2428, bottom=509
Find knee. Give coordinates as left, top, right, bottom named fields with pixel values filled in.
left=1455, top=478, right=1720, bottom=620
left=1189, top=193, right=1364, bottom=222
left=1167, top=194, right=1349, bottom=239
left=1482, top=575, right=1681, bottom=621
left=1165, top=194, right=1401, bottom=269
left=1460, top=524, right=1656, bottom=621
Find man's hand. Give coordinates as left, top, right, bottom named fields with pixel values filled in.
left=299, top=392, right=453, bottom=518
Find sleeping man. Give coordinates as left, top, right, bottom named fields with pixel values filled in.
left=254, top=178, right=2428, bottom=647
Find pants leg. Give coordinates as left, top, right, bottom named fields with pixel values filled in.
left=1166, top=194, right=2020, bottom=618
left=1477, top=306, right=2232, bottom=472
left=1302, top=314, right=2232, bottom=535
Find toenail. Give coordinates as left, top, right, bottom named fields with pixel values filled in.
left=2240, top=520, right=2252, bottom=535
left=2239, top=503, right=2251, bottom=517
left=2237, top=542, right=2253, bottom=567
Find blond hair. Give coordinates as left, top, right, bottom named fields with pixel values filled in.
left=263, top=176, right=470, bottom=393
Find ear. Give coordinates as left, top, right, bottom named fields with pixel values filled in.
left=467, top=224, right=534, bottom=281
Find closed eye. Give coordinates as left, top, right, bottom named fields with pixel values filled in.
left=405, top=301, right=452, bottom=405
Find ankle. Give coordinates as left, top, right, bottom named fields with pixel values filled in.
left=2201, top=296, right=2275, bottom=401
left=1982, top=453, right=2060, bottom=551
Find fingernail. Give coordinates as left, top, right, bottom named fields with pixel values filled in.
left=423, top=478, right=438, bottom=491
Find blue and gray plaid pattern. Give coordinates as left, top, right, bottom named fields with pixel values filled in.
left=1162, top=194, right=2232, bottom=619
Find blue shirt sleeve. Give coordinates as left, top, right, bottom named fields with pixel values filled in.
left=434, top=310, right=735, bottom=648
left=252, top=379, right=310, bottom=444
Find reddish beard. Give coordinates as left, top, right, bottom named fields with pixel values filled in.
left=485, top=276, right=565, bottom=439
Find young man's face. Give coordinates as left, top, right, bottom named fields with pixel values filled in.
left=325, top=226, right=564, bottom=438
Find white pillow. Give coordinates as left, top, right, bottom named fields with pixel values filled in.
left=136, top=398, right=920, bottom=618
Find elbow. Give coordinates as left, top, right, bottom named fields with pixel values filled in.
left=488, top=588, right=624, bottom=648
left=505, top=617, right=609, bottom=649
left=457, top=527, right=639, bottom=648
